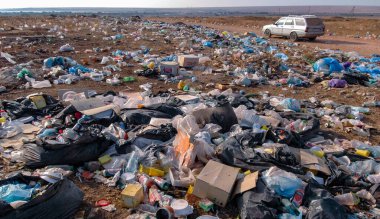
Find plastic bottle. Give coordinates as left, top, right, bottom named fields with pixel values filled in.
left=177, top=80, right=185, bottom=90
left=363, top=101, right=380, bottom=107
left=334, top=193, right=360, bottom=206
left=37, top=128, right=57, bottom=138
left=125, top=151, right=139, bottom=173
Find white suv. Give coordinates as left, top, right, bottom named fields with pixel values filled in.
left=262, top=15, right=325, bottom=41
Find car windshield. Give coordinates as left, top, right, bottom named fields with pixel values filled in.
left=276, top=18, right=286, bottom=25
left=305, top=18, right=323, bottom=26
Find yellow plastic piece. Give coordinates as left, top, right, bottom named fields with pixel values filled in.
left=139, top=165, right=165, bottom=177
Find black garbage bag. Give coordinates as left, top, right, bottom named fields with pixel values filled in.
left=0, top=174, right=83, bottom=219
left=236, top=178, right=281, bottom=219
left=216, top=132, right=273, bottom=171
left=267, top=128, right=305, bottom=148
left=121, top=109, right=174, bottom=126
left=41, top=133, right=98, bottom=150
left=342, top=72, right=369, bottom=86
left=230, top=95, right=255, bottom=109
left=24, top=138, right=112, bottom=168
left=279, top=112, right=320, bottom=139
left=192, top=101, right=238, bottom=133
left=256, top=147, right=304, bottom=175
left=306, top=198, right=348, bottom=219
left=302, top=180, right=334, bottom=207
left=144, top=103, right=183, bottom=117
left=0, top=94, right=63, bottom=119
left=136, top=124, right=177, bottom=142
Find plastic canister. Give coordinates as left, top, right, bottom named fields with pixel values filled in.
left=355, top=149, right=370, bottom=157
left=90, top=72, right=104, bottom=82
left=170, top=199, right=193, bottom=217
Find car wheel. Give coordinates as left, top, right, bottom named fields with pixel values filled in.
left=264, top=29, right=271, bottom=38
left=290, top=32, right=298, bottom=41
left=309, top=37, right=317, bottom=41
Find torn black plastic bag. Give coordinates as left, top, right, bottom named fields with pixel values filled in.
left=302, top=179, right=334, bottom=207
left=267, top=128, right=305, bottom=148
left=216, top=131, right=273, bottom=171
left=24, top=138, right=112, bottom=168
left=192, top=101, right=238, bottom=133
left=0, top=174, right=83, bottom=219
left=258, top=147, right=304, bottom=175
left=306, top=198, right=348, bottom=219
left=40, top=133, right=99, bottom=150
left=0, top=94, right=63, bottom=119
left=121, top=109, right=174, bottom=126
left=144, top=103, right=183, bottom=117
left=136, top=124, right=177, bottom=142
left=230, top=94, right=255, bottom=109
left=279, top=112, right=320, bottom=139
left=236, top=178, right=281, bottom=219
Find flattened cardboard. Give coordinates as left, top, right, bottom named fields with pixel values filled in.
left=300, top=149, right=331, bottom=176
left=20, top=124, right=40, bottom=134
left=175, top=95, right=200, bottom=104
left=81, top=104, right=120, bottom=116
left=71, top=98, right=106, bottom=112
left=193, top=160, right=240, bottom=207
left=232, top=171, right=259, bottom=197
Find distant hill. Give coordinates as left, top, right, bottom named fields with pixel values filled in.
left=1, top=6, right=380, bottom=16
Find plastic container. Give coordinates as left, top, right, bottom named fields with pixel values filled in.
left=125, top=151, right=139, bottom=173
left=90, top=72, right=104, bottom=82
left=140, top=165, right=165, bottom=177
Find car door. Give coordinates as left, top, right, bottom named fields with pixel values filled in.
left=282, top=18, right=295, bottom=36
left=272, top=18, right=286, bottom=35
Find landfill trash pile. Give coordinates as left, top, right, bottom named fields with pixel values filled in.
left=0, top=16, right=379, bottom=94
left=0, top=86, right=379, bottom=219
left=0, top=15, right=380, bottom=219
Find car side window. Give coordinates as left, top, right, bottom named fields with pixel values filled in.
left=285, top=18, right=294, bottom=26
left=295, top=19, right=306, bottom=26
left=276, top=18, right=286, bottom=25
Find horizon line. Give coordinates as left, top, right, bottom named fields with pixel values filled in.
left=1, top=5, right=380, bottom=10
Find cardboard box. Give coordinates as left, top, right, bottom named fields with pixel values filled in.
left=121, top=184, right=144, bottom=208
left=178, top=55, right=199, bottom=68
left=160, top=61, right=179, bottom=75
left=175, top=95, right=200, bottom=104
left=193, top=160, right=240, bottom=207
left=232, top=171, right=259, bottom=197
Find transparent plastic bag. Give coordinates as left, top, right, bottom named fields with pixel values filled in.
left=262, top=167, right=302, bottom=198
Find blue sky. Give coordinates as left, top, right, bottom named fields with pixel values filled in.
left=1, top=0, right=379, bottom=8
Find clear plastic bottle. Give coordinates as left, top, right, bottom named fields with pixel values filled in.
left=363, top=101, right=380, bottom=107
left=125, top=151, right=139, bottom=173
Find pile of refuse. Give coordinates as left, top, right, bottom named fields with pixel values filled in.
left=1, top=18, right=380, bottom=91
left=1, top=86, right=380, bottom=219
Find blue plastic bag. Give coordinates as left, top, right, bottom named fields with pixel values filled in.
left=274, top=53, right=289, bottom=61
left=280, top=98, right=301, bottom=112
left=68, top=65, right=91, bottom=75
left=262, top=167, right=302, bottom=198
left=313, top=57, right=343, bottom=74
left=0, top=182, right=40, bottom=203
left=203, top=41, right=213, bottom=48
